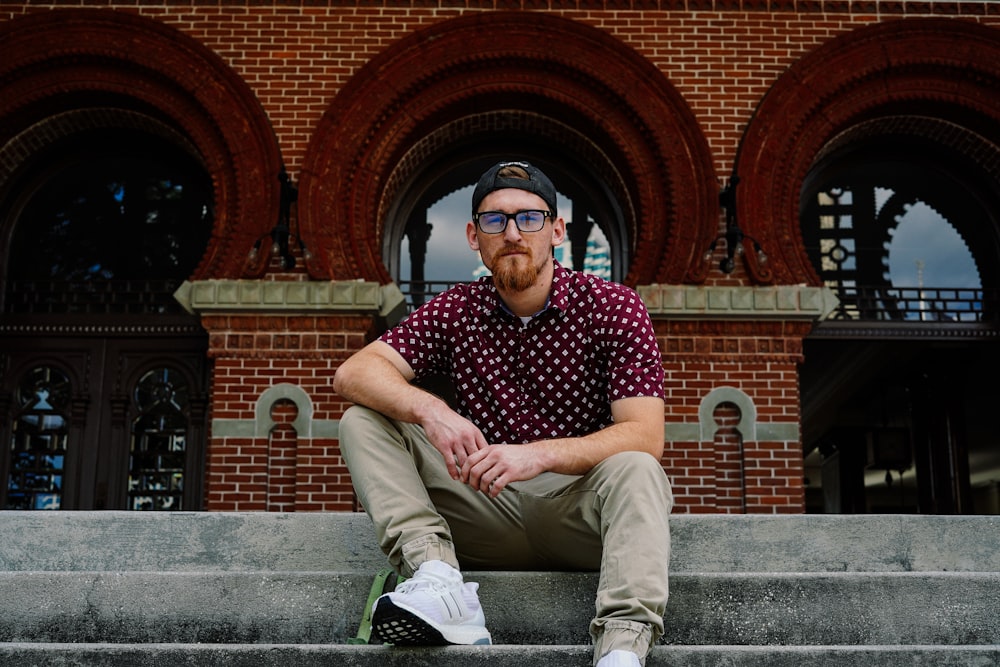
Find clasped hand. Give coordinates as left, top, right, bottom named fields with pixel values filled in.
left=423, top=409, right=543, bottom=498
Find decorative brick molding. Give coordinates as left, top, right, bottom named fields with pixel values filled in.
left=211, top=382, right=339, bottom=441
left=639, top=284, right=839, bottom=321
left=175, top=279, right=405, bottom=319
left=298, top=11, right=718, bottom=286
left=0, top=9, right=283, bottom=281
left=664, top=386, right=798, bottom=444
left=174, top=279, right=403, bottom=361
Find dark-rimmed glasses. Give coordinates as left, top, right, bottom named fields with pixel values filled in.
left=473, top=210, right=551, bottom=234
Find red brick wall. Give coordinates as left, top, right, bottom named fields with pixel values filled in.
left=6, top=3, right=997, bottom=181
left=200, top=313, right=369, bottom=511
left=4, top=2, right=997, bottom=514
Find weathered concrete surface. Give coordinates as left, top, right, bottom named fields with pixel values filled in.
left=1, top=513, right=998, bottom=665
left=2, top=512, right=998, bottom=572
left=0, top=644, right=999, bottom=667
left=0, top=570, right=997, bottom=645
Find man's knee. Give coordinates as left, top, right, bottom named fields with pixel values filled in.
left=339, top=404, right=396, bottom=453
left=599, top=450, right=664, bottom=479
left=338, top=404, right=366, bottom=443
left=596, top=451, right=673, bottom=509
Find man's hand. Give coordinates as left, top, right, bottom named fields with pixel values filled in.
left=422, top=409, right=490, bottom=481
left=461, top=443, right=547, bottom=498
left=456, top=395, right=666, bottom=498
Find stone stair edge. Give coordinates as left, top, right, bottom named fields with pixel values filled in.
left=2, top=570, right=997, bottom=646
left=3, top=512, right=999, bottom=574
left=1, top=643, right=999, bottom=667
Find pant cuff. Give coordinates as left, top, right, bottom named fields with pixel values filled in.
left=592, top=620, right=653, bottom=666
left=399, top=534, right=460, bottom=576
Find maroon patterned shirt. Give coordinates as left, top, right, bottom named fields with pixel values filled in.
left=380, top=261, right=664, bottom=444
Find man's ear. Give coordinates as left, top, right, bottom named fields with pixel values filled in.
left=550, top=215, right=567, bottom=247
left=466, top=220, right=480, bottom=251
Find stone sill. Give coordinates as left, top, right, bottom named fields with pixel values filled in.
left=176, top=280, right=838, bottom=324
left=174, top=279, right=406, bottom=320
left=639, top=284, right=839, bottom=321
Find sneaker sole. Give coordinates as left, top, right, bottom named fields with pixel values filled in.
left=371, top=597, right=492, bottom=646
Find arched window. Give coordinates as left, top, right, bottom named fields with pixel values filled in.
left=5, top=365, right=71, bottom=510
left=128, top=367, right=191, bottom=511
left=4, top=128, right=212, bottom=314
left=801, top=137, right=997, bottom=323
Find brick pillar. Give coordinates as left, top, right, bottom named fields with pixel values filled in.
left=642, top=284, right=837, bottom=514
left=176, top=279, right=400, bottom=512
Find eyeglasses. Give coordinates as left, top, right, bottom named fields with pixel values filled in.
left=473, top=210, right=551, bottom=234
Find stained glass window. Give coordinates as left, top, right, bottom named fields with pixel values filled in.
left=7, top=367, right=71, bottom=510
left=128, top=368, right=189, bottom=511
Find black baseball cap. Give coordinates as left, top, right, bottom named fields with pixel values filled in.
left=471, top=161, right=558, bottom=217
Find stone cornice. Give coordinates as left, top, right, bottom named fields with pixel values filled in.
left=175, top=281, right=839, bottom=325
left=174, top=280, right=406, bottom=320
left=638, top=284, right=838, bottom=321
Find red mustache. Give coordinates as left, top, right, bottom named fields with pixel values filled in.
left=498, top=245, right=531, bottom=258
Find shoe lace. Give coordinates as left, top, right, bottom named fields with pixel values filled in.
left=395, top=569, right=455, bottom=595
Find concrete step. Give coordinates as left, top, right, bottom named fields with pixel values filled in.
left=1, top=570, right=998, bottom=645
left=1, top=644, right=999, bottom=667
left=1, top=512, right=997, bottom=664
left=3, top=511, right=998, bottom=573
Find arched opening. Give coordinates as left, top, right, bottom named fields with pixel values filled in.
left=736, top=19, right=1000, bottom=514
left=0, top=10, right=283, bottom=281
left=800, top=125, right=998, bottom=323
left=734, top=18, right=1000, bottom=287
left=0, top=10, right=276, bottom=509
left=299, top=12, right=717, bottom=288
left=382, top=117, right=630, bottom=307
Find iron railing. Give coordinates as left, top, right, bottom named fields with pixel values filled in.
left=825, top=285, right=996, bottom=323
left=397, top=280, right=467, bottom=309
left=7, top=279, right=996, bottom=327
left=5, top=279, right=187, bottom=315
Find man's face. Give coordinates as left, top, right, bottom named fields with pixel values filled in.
left=466, top=188, right=566, bottom=292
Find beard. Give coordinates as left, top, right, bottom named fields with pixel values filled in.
left=491, top=247, right=539, bottom=292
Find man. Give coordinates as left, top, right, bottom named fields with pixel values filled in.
left=334, top=160, right=673, bottom=667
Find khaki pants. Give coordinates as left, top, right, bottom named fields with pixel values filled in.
left=339, top=405, right=673, bottom=664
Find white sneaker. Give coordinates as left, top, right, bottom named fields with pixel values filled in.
left=597, top=650, right=642, bottom=667
left=371, top=559, right=492, bottom=646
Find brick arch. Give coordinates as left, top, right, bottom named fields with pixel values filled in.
left=808, top=116, right=1000, bottom=290
left=734, top=18, right=1000, bottom=285
left=0, top=9, right=282, bottom=280
left=380, top=112, right=637, bottom=283
left=299, top=11, right=717, bottom=286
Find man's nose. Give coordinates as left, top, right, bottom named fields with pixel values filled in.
left=503, top=218, right=523, bottom=241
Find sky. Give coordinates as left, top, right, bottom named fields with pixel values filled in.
left=399, top=185, right=582, bottom=283
left=880, top=193, right=981, bottom=289
left=398, top=184, right=982, bottom=293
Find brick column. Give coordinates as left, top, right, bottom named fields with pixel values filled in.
left=175, top=279, right=403, bottom=511
left=640, top=284, right=838, bottom=514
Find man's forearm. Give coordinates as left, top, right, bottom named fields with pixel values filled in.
left=530, top=418, right=664, bottom=476
left=333, top=345, right=447, bottom=425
